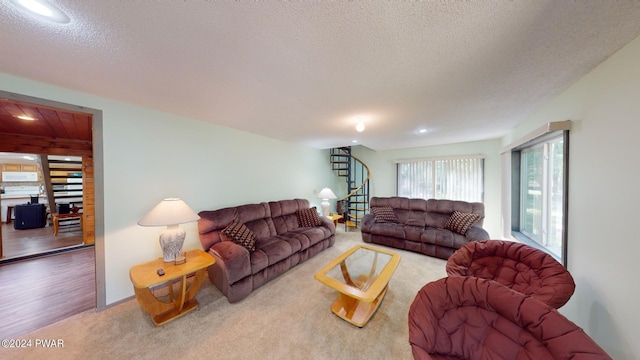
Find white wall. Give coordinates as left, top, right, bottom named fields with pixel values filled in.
left=351, top=140, right=503, bottom=239
left=1, top=73, right=335, bottom=305
left=500, top=35, right=640, bottom=359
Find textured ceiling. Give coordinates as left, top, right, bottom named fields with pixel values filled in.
left=1, top=1, right=640, bottom=150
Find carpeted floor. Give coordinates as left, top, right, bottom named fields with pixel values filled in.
left=2, top=227, right=447, bottom=360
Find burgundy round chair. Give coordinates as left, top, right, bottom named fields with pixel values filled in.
left=446, top=240, right=575, bottom=308
left=408, top=276, right=611, bottom=360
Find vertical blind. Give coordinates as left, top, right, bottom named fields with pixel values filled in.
left=396, top=156, right=484, bottom=202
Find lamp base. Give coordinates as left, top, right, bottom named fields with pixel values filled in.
left=159, top=224, right=186, bottom=262
left=321, top=200, right=330, bottom=217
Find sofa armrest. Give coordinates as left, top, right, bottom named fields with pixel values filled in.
left=319, top=216, right=336, bottom=235
left=209, top=241, right=252, bottom=285
left=466, top=226, right=490, bottom=241
left=361, top=214, right=375, bottom=232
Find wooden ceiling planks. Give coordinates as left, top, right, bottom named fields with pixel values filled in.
left=0, top=98, right=92, bottom=141
left=38, top=107, right=69, bottom=139
left=0, top=132, right=92, bottom=156
left=74, top=113, right=92, bottom=141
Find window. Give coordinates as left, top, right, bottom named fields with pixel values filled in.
left=511, top=129, right=568, bottom=265
left=396, top=156, right=484, bottom=202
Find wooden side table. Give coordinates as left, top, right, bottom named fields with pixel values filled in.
left=326, top=213, right=343, bottom=226
left=53, top=212, right=83, bottom=235
left=129, top=249, right=215, bottom=326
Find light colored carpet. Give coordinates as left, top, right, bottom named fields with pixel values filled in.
left=3, top=227, right=447, bottom=360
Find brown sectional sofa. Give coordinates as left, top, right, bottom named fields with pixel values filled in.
left=198, top=199, right=335, bottom=303
left=361, top=196, right=490, bottom=260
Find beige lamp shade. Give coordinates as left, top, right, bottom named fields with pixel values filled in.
left=138, top=198, right=200, bottom=226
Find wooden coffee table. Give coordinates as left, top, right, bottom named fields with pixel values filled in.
left=314, top=244, right=401, bottom=327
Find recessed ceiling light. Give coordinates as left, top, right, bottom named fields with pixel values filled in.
left=352, top=140, right=358, bottom=143
left=11, top=0, right=70, bottom=24
left=17, top=115, right=36, bottom=121
left=418, top=129, right=428, bottom=133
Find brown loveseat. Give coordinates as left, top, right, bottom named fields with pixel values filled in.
left=198, top=199, right=335, bottom=303
left=361, top=197, right=489, bottom=260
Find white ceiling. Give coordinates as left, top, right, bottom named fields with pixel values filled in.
left=2, top=1, right=640, bottom=151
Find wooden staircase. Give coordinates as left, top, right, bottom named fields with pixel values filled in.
left=40, top=155, right=83, bottom=232
left=330, top=147, right=370, bottom=229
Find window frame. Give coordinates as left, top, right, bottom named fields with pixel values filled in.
left=511, top=130, right=569, bottom=266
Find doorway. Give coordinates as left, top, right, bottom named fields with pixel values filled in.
left=0, top=90, right=105, bottom=312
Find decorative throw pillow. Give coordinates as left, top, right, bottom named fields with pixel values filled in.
left=221, top=221, right=256, bottom=252
left=297, top=207, right=322, bottom=227
left=371, top=206, right=399, bottom=223
left=445, top=211, right=482, bottom=235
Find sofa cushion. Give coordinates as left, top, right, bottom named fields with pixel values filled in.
left=368, top=222, right=406, bottom=238
left=405, top=218, right=425, bottom=227
left=296, top=207, right=322, bottom=227
left=279, top=226, right=332, bottom=251
left=426, top=199, right=486, bottom=227
left=402, top=225, right=425, bottom=242
left=254, top=237, right=293, bottom=267
left=423, top=227, right=455, bottom=247
left=371, top=206, right=399, bottom=223
left=445, top=211, right=482, bottom=235
left=270, top=199, right=311, bottom=234
left=222, top=221, right=256, bottom=252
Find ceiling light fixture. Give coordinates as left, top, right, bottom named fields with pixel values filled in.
left=418, top=129, right=428, bottom=133
left=355, top=121, right=365, bottom=132
left=11, top=0, right=70, bottom=24
left=17, top=115, right=36, bottom=121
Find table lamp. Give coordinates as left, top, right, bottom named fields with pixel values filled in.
left=317, top=188, right=337, bottom=217
left=138, top=198, right=200, bottom=262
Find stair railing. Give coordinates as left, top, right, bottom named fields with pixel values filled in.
left=330, top=147, right=371, bottom=229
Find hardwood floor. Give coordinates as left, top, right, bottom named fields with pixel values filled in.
left=0, top=220, right=96, bottom=338
left=1, top=222, right=83, bottom=260
left=0, top=246, right=96, bottom=339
